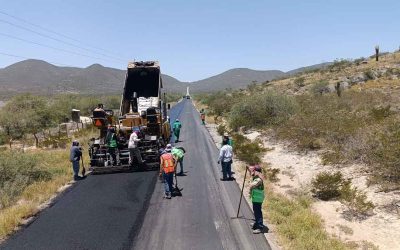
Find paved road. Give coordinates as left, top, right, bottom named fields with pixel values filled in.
left=1, top=99, right=270, bottom=250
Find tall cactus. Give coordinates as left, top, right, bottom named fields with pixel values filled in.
left=375, top=45, right=380, bottom=61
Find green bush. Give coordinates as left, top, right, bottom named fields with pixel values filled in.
left=231, top=134, right=265, bottom=164
left=217, top=124, right=226, bottom=136
left=340, top=182, right=374, bottom=219
left=229, top=92, right=297, bottom=131
left=310, top=80, right=330, bottom=95
left=311, top=172, right=350, bottom=201
left=294, top=77, right=306, bottom=87
left=0, top=151, right=52, bottom=208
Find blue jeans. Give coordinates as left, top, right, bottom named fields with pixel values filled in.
left=72, top=161, right=80, bottom=177
left=252, top=202, right=264, bottom=229
left=177, top=158, right=184, bottom=174
left=163, top=172, right=174, bottom=195
left=221, top=161, right=232, bottom=179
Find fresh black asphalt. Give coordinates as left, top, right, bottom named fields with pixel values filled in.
left=1, top=99, right=271, bottom=250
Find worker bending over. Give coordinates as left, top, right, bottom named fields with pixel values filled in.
left=160, top=144, right=175, bottom=199
left=128, top=129, right=143, bottom=166
left=172, top=146, right=185, bottom=176
left=172, top=119, right=182, bottom=143
left=248, top=165, right=268, bottom=234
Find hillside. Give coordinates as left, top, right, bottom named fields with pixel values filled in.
left=0, top=59, right=328, bottom=98
left=199, top=51, right=400, bottom=249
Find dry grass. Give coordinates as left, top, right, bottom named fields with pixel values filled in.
left=0, top=128, right=95, bottom=241
left=264, top=188, right=349, bottom=250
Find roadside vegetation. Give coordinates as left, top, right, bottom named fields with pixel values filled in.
left=197, top=51, right=400, bottom=249
left=0, top=93, right=100, bottom=241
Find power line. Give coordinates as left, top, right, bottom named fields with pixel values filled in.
left=0, top=51, right=74, bottom=67
left=0, top=32, right=115, bottom=62
left=0, top=10, right=128, bottom=62
left=0, top=18, right=126, bottom=63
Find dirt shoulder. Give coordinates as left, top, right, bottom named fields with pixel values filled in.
left=251, top=131, right=400, bottom=249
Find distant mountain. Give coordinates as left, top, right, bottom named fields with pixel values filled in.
left=188, top=68, right=285, bottom=92
left=285, top=62, right=332, bottom=75
left=0, top=59, right=329, bottom=98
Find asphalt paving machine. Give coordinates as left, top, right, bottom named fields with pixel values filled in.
left=89, top=61, right=171, bottom=172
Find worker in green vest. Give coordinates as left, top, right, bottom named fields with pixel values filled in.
left=172, top=146, right=185, bottom=175
left=248, top=165, right=267, bottom=234
left=172, top=119, right=182, bottom=143
left=106, top=127, right=119, bottom=166
left=221, top=133, right=233, bottom=147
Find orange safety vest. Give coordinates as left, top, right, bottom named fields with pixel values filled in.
left=161, top=153, right=175, bottom=173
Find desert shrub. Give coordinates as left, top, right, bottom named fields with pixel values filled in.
left=201, top=91, right=245, bottom=118
left=0, top=151, right=52, bottom=208
left=364, top=70, right=376, bottom=80
left=311, top=172, right=350, bottom=201
left=370, top=105, right=391, bottom=121
left=340, top=182, right=374, bottom=219
left=217, top=124, right=226, bottom=136
left=366, top=120, right=400, bottom=185
left=294, top=77, right=306, bottom=87
left=310, top=80, right=330, bottom=95
left=228, top=92, right=297, bottom=131
left=231, top=133, right=265, bottom=164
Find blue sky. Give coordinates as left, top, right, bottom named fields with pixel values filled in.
left=0, top=0, right=399, bottom=81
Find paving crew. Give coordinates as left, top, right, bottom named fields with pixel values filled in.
left=160, top=144, right=175, bottom=199
left=200, top=109, right=206, bottom=125
left=69, top=140, right=82, bottom=181
left=247, top=165, right=267, bottom=234
left=171, top=146, right=185, bottom=175
left=128, top=129, right=143, bottom=166
left=105, top=127, right=119, bottom=166
left=218, top=138, right=234, bottom=181
left=172, top=119, right=182, bottom=143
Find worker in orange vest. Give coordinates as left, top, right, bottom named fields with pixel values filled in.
left=159, top=144, right=176, bottom=199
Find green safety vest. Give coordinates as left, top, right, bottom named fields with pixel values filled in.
left=171, top=148, right=184, bottom=160
left=108, top=134, right=117, bottom=148
left=251, top=176, right=264, bottom=203
left=173, top=122, right=182, bottom=130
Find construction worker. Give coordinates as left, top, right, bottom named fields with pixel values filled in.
left=172, top=118, right=182, bottom=143
left=105, top=127, right=119, bottom=166
left=172, top=146, right=185, bottom=175
left=218, top=138, right=234, bottom=181
left=221, top=132, right=233, bottom=147
left=160, top=144, right=175, bottom=199
left=200, top=109, right=206, bottom=125
left=69, top=140, right=82, bottom=181
left=128, top=130, right=143, bottom=166
left=247, top=165, right=267, bottom=234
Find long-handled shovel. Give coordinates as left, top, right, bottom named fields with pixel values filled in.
left=81, top=154, right=86, bottom=177
left=237, top=167, right=248, bottom=218
left=172, top=172, right=183, bottom=196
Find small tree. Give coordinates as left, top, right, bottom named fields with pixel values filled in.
left=0, top=94, right=57, bottom=147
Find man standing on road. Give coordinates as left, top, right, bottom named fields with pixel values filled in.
left=106, top=127, right=119, bottom=166
left=69, top=140, right=82, bottom=181
left=172, top=146, right=185, bottom=175
left=200, top=109, right=206, bottom=125
left=160, top=144, right=176, bottom=199
left=128, top=130, right=143, bottom=166
left=218, top=138, right=234, bottom=181
left=248, top=165, right=267, bottom=234
left=172, top=119, right=182, bottom=143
